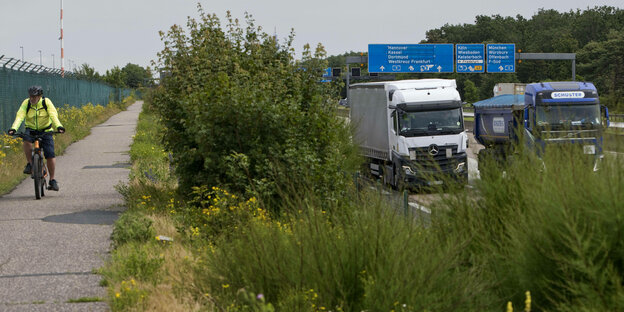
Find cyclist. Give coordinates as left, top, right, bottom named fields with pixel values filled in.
left=7, top=86, right=65, bottom=191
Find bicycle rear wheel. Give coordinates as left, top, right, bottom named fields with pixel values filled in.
left=33, top=154, right=42, bottom=200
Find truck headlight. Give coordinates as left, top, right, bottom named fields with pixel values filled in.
left=402, top=165, right=415, bottom=175
left=455, top=162, right=466, bottom=173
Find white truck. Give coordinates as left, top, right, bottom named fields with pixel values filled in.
left=349, top=79, right=468, bottom=188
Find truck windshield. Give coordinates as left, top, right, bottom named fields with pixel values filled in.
left=536, top=104, right=601, bottom=129
left=399, top=108, right=463, bottom=137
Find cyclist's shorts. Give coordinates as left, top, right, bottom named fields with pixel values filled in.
left=24, top=129, right=55, bottom=158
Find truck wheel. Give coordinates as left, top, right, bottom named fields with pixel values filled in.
left=393, top=164, right=405, bottom=191
left=380, top=165, right=391, bottom=187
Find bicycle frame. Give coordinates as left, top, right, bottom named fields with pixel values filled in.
left=32, top=138, right=49, bottom=193
left=12, top=131, right=61, bottom=200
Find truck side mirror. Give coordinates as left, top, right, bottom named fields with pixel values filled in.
left=601, top=105, right=610, bottom=128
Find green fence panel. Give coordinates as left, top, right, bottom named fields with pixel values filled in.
left=0, top=67, right=132, bottom=131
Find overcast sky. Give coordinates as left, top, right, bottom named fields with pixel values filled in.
left=1, top=0, right=621, bottom=74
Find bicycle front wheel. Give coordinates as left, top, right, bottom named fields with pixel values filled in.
left=33, top=154, right=42, bottom=200
left=40, top=170, right=46, bottom=197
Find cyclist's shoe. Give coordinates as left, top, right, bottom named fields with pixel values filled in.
left=23, top=163, right=32, bottom=174
left=48, top=179, right=59, bottom=191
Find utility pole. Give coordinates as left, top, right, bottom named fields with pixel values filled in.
left=52, top=53, right=55, bottom=68
left=60, top=0, right=64, bottom=77
left=38, top=50, right=42, bottom=65
left=20, top=46, right=24, bottom=61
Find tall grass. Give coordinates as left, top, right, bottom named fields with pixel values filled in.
left=437, top=145, right=624, bottom=311
left=103, top=106, right=204, bottom=312
left=193, top=185, right=494, bottom=311
left=115, top=103, right=177, bottom=210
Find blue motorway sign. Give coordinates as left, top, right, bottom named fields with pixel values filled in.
left=368, top=44, right=454, bottom=73
left=322, top=67, right=331, bottom=77
left=456, top=44, right=485, bottom=73
left=487, top=44, right=515, bottom=73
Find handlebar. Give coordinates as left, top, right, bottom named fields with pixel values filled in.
left=11, top=131, right=64, bottom=140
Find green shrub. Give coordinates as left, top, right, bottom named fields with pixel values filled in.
left=177, top=185, right=267, bottom=240
left=111, top=211, right=155, bottom=247
left=151, top=7, right=359, bottom=207
left=103, top=242, right=164, bottom=284
left=109, top=278, right=148, bottom=312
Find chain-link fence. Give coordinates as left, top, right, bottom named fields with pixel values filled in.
left=0, top=56, right=132, bottom=131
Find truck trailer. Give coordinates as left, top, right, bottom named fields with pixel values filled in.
left=474, top=81, right=610, bottom=170
left=349, top=79, right=469, bottom=189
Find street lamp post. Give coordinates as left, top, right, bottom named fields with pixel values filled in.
left=38, top=50, right=42, bottom=65
left=20, top=46, right=24, bottom=61
left=52, top=54, right=55, bottom=68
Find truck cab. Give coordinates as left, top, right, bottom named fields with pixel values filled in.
left=388, top=80, right=468, bottom=186
left=524, top=82, right=606, bottom=162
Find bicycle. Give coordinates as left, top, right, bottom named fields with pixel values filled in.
left=12, top=131, right=62, bottom=200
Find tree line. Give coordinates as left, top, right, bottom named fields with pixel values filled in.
left=73, top=62, right=153, bottom=89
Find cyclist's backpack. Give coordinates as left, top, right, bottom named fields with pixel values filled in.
left=26, top=97, right=48, bottom=114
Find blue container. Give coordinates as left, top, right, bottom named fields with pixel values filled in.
left=473, top=94, right=524, bottom=146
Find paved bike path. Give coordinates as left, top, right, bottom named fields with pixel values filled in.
left=0, top=101, right=142, bottom=311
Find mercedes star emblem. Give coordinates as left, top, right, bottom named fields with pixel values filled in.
left=428, top=144, right=439, bottom=156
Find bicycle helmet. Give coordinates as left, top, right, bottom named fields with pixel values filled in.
left=28, top=85, right=43, bottom=96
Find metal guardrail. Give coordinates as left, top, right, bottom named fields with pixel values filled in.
left=611, top=114, right=624, bottom=122
left=335, top=107, right=349, bottom=118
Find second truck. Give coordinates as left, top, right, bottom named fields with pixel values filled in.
left=473, top=81, right=610, bottom=171
left=349, top=79, right=469, bottom=189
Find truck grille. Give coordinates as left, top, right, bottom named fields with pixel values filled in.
left=408, top=144, right=466, bottom=171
